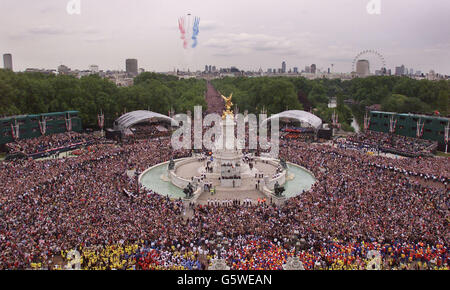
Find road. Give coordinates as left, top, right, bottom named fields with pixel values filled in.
left=205, top=81, right=224, bottom=115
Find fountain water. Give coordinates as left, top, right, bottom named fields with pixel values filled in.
left=139, top=94, right=317, bottom=204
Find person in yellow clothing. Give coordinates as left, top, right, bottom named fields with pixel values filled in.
left=30, top=262, right=42, bottom=269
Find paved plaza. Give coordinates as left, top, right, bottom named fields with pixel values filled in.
left=174, top=157, right=281, bottom=204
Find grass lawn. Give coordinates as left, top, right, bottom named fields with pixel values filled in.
left=435, top=151, right=450, bottom=157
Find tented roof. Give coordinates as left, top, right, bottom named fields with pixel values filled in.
left=113, top=110, right=177, bottom=132
left=261, top=110, right=322, bottom=129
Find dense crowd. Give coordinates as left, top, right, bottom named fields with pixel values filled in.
left=6, top=132, right=102, bottom=155
left=0, top=131, right=448, bottom=270
left=343, top=131, right=438, bottom=157
left=130, top=124, right=170, bottom=140
left=205, top=81, right=224, bottom=115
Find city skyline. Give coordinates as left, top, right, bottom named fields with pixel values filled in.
left=2, top=53, right=440, bottom=77
left=0, top=0, right=449, bottom=74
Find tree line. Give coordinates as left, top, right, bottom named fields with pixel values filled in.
left=0, top=68, right=448, bottom=131
left=212, top=76, right=449, bottom=131
left=0, top=70, right=206, bottom=128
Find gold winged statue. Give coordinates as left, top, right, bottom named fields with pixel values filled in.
left=221, top=93, right=234, bottom=119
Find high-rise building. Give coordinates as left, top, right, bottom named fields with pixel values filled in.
left=58, top=64, right=71, bottom=75
left=205, top=65, right=208, bottom=72
left=409, top=68, right=414, bottom=75
left=395, top=65, right=405, bottom=76
left=281, top=61, right=286, bottom=73
left=126, top=59, right=138, bottom=76
left=230, top=66, right=240, bottom=73
left=310, top=64, right=316, bottom=74
left=89, top=65, right=99, bottom=74
left=356, top=60, right=370, bottom=77
left=305, top=66, right=311, bottom=73
left=293, top=67, right=298, bottom=73
left=3, top=54, right=13, bottom=71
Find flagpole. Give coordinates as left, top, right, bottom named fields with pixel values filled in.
left=445, top=122, right=449, bottom=154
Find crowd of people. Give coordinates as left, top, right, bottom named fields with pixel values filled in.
left=130, top=124, right=170, bottom=140
left=205, top=81, right=224, bottom=115
left=343, top=131, right=438, bottom=157
left=0, top=128, right=448, bottom=270
left=5, top=132, right=102, bottom=155
left=281, top=126, right=316, bottom=141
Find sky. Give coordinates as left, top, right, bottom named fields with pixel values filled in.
left=0, top=0, right=449, bottom=74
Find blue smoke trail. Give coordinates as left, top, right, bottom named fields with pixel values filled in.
left=191, top=16, right=200, bottom=48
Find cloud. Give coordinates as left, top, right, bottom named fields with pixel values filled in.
left=422, top=42, right=450, bottom=54
left=39, top=5, right=58, bottom=15
left=7, top=25, right=66, bottom=41
left=204, top=32, right=301, bottom=57
left=81, top=27, right=101, bottom=35
left=212, top=51, right=242, bottom=57
left=8, top=25, right=104, bottom=42
left=204, top=32, right=366, bottom=72
left=83, top=35, right=113, bottom=43
left=28, top=25, right=66, bottom=35
left=200, top=20, right=222, bottom=31
left=159, top=19, right=221, bottom=34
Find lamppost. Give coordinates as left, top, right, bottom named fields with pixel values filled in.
left=445, top=122, right=449, bottom=154
left=216, top=232, right=222, bottom=251
left=283, top=230, right=305, bottom=270
left=208, top=239, right=215, bottom=254
left=209, top=231, right=230, bottom=270
left=98, top=110, right=105, bottom=137
left=135, top=170, right=141, bottom=195
left=223, top=238, right=229, bottom=252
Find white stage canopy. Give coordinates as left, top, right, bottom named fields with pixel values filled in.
left=261, top=110, right=323, bottom=129
left=113, top=110, right=178, bottom=133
